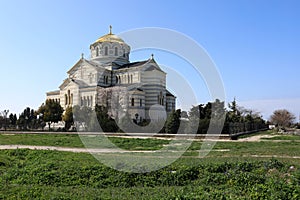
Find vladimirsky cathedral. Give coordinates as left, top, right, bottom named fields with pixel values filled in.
left=46, top=26, right=175, bottom=121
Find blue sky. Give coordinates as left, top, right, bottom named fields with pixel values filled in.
left=0, top=0, right=299, bottom=120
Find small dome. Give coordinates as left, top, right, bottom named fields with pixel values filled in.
left=94, top=33, right=125, bottom=44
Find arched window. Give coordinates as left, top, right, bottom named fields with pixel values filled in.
left=68, top=90, right=71, bottom=105
left=90, top=96, right=93, bottom=107
left=114, top=47, right=118, bottom=56
left=116, top=76, right=118, bottom=84
left=119, top=76, right=121, bottom=83
left=127, top=74, right=130, bottom=83
left=140, top=99, right=142, bottom=107
left=96, top=47, right=99, bottom=56
left=104, top=46, right=108, bottom=55
left=71, top=94, right=73, bottom=105
left=158, top=92, right=164, bottom=105
left=131, top=98, right=134, bottom=106
left=123, top=49, right=126, bottom=57
left=65, top=94, right=68, bottom=105
left=131, top=74, right=133, bottom=83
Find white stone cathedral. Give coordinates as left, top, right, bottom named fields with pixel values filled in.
left=46, top=26, right=176, bottom=121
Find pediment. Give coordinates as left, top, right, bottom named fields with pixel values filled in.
left=67, top=58, right=98, bottom=75
left=59, top=78, right=81, bottom=90
left=142, top=59, right=165, bottom=74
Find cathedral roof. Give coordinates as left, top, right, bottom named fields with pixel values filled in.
left=92, top=26, right=126, bottom=45
left=67, top=58, right=99, bottom=75
left=166, top=89, right=176, bottom=97
left=128, top=87, right=144, bottom=92
left=117, top=58, right=164, bottom=73
left=118, top=60, right=148, bottom=69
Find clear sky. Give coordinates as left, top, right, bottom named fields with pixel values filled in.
left=0, top=0, right=299, bottom=120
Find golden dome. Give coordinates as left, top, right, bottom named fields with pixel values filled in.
left=94, top=33, right=125, bottom=44
left=93, top=25, right=125, bottom=44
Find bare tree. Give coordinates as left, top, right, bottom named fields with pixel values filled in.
left=238, top=106, right=260, bottom=118
left=0, top=110, right=9, bottom=131
left=270, top=109, right=295, bottom=128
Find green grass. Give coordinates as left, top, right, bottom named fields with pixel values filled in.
left=0, top=133, right=170, bottom=150
left=1, top=132, right=300, bottom=158
left=1, top=132, right=300, bottom=199
left=181, top=141, right=300, bottom=160
left=0, top=149, right=299, bottom=199
left=261, top=134, right=300, bottom=141
left=0, top=133, right=85, bottom=147
left=101, top=137, right=170, bottom=150
left=237, top=130, right=274, bottom=139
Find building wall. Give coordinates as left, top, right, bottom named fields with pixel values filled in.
left=79, top=90, right=97, bottom=108
left=141, top=69, right=166, bottom=112
left=127, top=90, right=146, bottom=120
left=72, top=64, right=98, bottom=86
left=166, top=95, right=176, bottom=112
left=60, top=82, right=80, bottom=109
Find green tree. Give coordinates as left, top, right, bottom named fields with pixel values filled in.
left=187, top=99, right=225, bottom=134
left=227, top=98, right=241, bottom=123
left=17, top=107, right=38, bottom=130
left=165, top=109, right=181, bottom=134
left=9, top=113, right=17, bottom=129
left=62, top=106, right=73, bottom=130
left=72, top=105, right=118, bottom=132
left=117, top=112, right=133, bottom=133
left=73, top=105, right=93, bottom=131
left=37, top=100, right=64, bottom=130
left=94, top=105, right=118, bottom=132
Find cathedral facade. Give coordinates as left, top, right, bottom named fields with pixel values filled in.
left=46, top=27, right=176, bottom=121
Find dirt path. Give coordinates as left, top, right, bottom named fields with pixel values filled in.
left=0, top=145, right=230, bottom=153
left=237, top=134, right=277, bottom=142
left=1, top=144, right=299, bottom=159
left=0, top=135, right=291, bottom=154
left=0, top=145, right=151, bottom=153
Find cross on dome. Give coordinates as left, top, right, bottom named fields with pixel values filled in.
left=109, top=25, right=112, bottom=34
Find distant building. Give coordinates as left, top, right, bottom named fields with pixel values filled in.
left=269, top=124, right=276, bottom=129
left=46, top=26, right=176, bottom=121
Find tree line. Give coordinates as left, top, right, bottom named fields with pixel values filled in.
left=0, top=98, right=296, bottom=133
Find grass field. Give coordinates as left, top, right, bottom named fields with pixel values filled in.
left=0, top=133, right=171, bottom=150
left=0, top=131, right=299, bottom=199
left=261, top=134, right=300, bottom=141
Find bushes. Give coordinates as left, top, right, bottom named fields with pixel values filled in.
left=0, top=149, right=300, bottom=199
